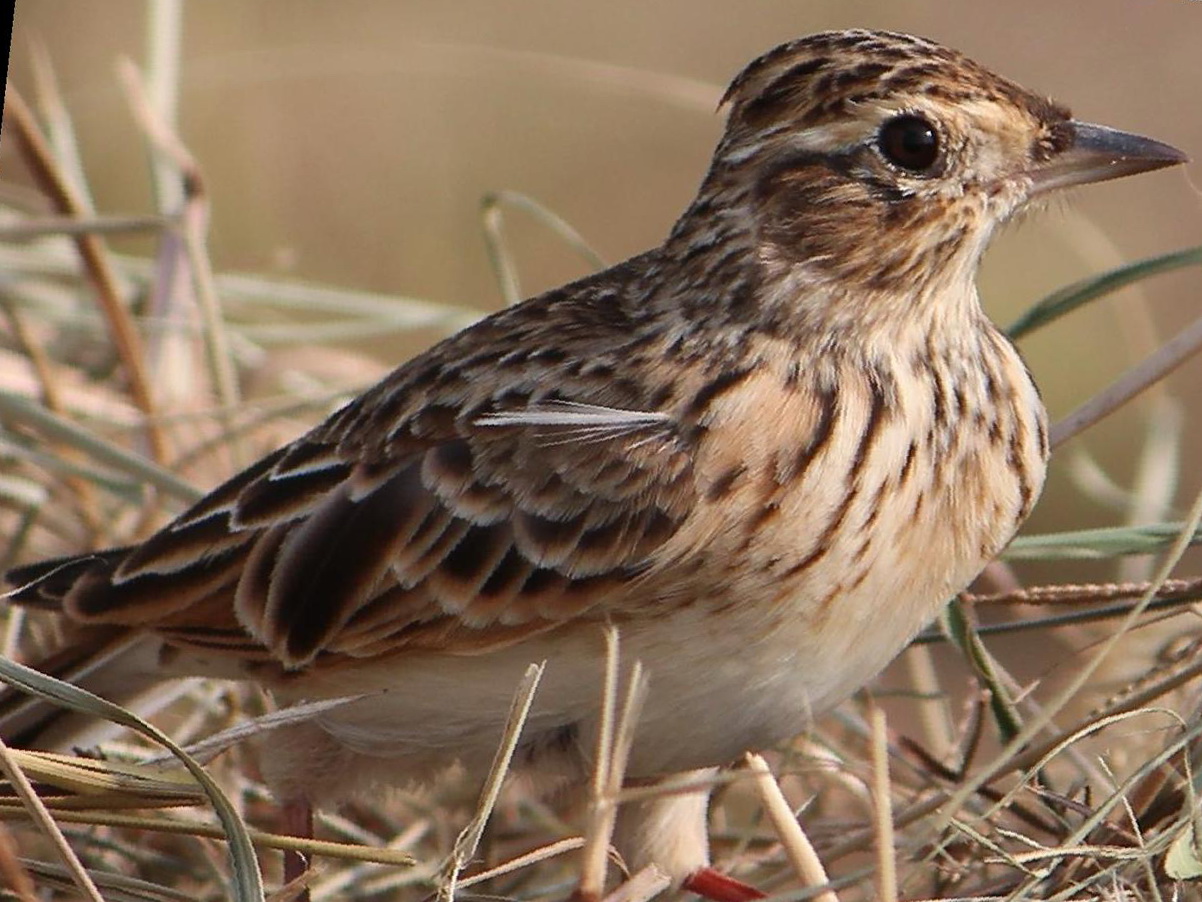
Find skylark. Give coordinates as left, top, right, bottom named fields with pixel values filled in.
left=4, top=28, right=1187, bottom=900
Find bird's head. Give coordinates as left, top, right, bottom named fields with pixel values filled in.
left=689, top=30, right=1186, bottom=323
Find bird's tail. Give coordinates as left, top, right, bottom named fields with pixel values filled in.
left=4, top=547, right=129, bottom=609
left=2, top=551, right=190, bottom=750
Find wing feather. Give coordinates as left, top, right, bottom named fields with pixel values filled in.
left=9, top=292, right=701, bottom=674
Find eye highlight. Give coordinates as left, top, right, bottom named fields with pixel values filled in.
left=877, top=115, right=941, bottom=173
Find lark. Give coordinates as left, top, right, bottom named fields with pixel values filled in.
left=4, top=29, right=1186, bottom=900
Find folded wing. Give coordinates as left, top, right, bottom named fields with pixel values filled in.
left=8, top=400, right=695, bottom=671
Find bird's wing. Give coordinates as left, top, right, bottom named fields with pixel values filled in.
left=9, top=390, right=695, bottom=671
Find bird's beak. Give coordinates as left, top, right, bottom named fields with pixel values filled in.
left=1029, top=121, right=1188, bottom=195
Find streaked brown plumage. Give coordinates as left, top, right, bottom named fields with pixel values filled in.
left=3, top=29, right=1186, bottom=898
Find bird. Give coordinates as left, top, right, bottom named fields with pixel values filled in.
left=2, top=28, right=1187, bottom=900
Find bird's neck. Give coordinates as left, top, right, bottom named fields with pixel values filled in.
left=657, top=194, right=991, bottom=348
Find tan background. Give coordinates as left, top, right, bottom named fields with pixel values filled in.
left=5, top=2, right=1202, bottom=683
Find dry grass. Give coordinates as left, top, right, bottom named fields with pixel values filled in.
left=3, top=14, right=1202, bottom=902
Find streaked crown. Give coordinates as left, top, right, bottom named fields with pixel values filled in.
left=670, top=30, right=1182, bottom=313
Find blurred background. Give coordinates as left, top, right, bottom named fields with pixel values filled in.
left=4, top=0, right=1202, bottom=738
left=6, top=1, right=1199, bottom=474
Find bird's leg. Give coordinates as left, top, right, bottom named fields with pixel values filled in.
left=682, top=867, right=766, bottom=902
left=612, top=768, right=767, bottom=901
left=281, top=799, right=313, bottom=898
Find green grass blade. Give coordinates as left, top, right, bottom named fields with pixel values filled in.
left=1007, top=245, right=1202, bottom=340
left=0, top=656, right=263, bottom=901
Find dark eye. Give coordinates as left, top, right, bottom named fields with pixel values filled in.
left=877, top=115, right=940, bottom=172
